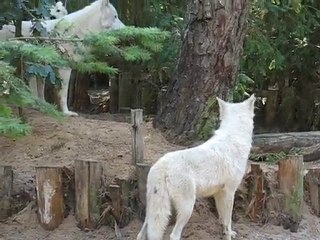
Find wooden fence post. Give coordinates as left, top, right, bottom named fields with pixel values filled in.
left=305, top=167, right=320, bottom=216
left=136, top=163, right=151, bottom=220
left=131, top=109, right=144, bottom=164
left=278, top=155, right=304, bottom=232
left=35, top=166, right=64, bottom=230
left=0, top=166, right=13, bottom=220
left=75, top=159, right=103, bottom=230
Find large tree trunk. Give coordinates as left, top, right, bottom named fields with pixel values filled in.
left=155, top=0, right=249, bottom=143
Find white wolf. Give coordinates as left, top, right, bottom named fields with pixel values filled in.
left=48, top=1, right=68, bottom=20
left=137, top=95, right=256, bottom=240
left=0, top=2, right=68, bottom=39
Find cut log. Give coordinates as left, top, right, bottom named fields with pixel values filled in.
left=0, top=166, right=13, bottom=220
left=252, top=131, right=320, bottom=154
left=246, top=164, right=266, bottom=222
left=136, top=163, right=151, bottom=220
left=75, top=159, right=103, bottom=230
left=131, top=109, right=144, bottom=164
left=278, top=155, right=304, bottom=232
left=35, top=166, right=64, bottom=230
left=304, top=167, right=320, bottom=216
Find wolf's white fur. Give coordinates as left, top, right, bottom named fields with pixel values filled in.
left=0, top=0, right=124, bottom=116
left=137, top=95, right=256, bottom=240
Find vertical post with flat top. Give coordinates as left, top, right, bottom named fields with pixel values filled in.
left=131, top=108, right=144, bottom=164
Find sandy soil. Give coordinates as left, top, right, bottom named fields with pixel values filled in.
left=1, top=109, right=320, bottom=240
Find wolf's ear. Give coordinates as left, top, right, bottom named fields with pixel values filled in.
left=216, top=97, right=225, bottom=119
left=100, top=0, right=110, bottom=9
left=245, top=94, right=256, bottom=110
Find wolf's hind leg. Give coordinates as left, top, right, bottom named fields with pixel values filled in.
left=214, top=189, right=236, bottom=240
left=169, top=178, right=196, bottom=240
left=137, top=220, right=147, bottom=240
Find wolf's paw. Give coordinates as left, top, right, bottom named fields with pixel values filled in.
left=63, top=110, right=79, bottom=117
left=224, top=229, right=237, bottom=240
left=231, top=230, right=237, bottom=238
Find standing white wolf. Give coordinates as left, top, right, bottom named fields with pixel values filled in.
left=137, top=95, right=256, bottom=240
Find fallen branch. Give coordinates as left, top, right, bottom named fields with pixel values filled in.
left=9, top=36, right=82, bottom=42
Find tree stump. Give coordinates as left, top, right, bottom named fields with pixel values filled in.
left=35, top=166, right=64, bottom=230
left=136, top=163, right=151, bottom=220
left=247, top=164, right=266, bottom=222
left=278, top=155, right=304, bottom=232
left=74, top=159, right=102, bottom=230
left=131, top=109, right=144, bottom=164
left=109, top=184, right=121, bottom=223
left=0, top=166, right=13, bottom=220
left=304, top=167, right=320, bottom=216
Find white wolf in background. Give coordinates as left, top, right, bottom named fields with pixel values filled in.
left=137, top=95, right=256, bottom=240
left=0, top=0, right=124, bottom=116
left=0, top=1, right=68, bottom=39
left=47, top=1, right=68, bottom=20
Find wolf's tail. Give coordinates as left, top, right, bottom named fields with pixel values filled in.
left=145, top=167, right=171, bottom=240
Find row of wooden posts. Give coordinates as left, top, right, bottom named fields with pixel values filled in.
left=245, top=155, right=320, bottom=232
left=1, top=110, right=320, bottom=232
left=0, top=109, right=152, bottom=231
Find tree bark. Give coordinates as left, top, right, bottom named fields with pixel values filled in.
left=155, top=0, right=249, bottom=143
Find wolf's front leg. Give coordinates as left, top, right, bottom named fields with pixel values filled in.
left=37, top=77, right=45, bottom=101
left=58, top=68, right=78, bottom=116
left=29, top=76, right=38, bottom=97
left=214, top=189, right=237, bottom=240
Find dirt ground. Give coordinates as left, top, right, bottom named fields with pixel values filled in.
left=1, top=109, right=320, bottom=240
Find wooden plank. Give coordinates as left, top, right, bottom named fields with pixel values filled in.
left=35, top=166, right=64, bottom=230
